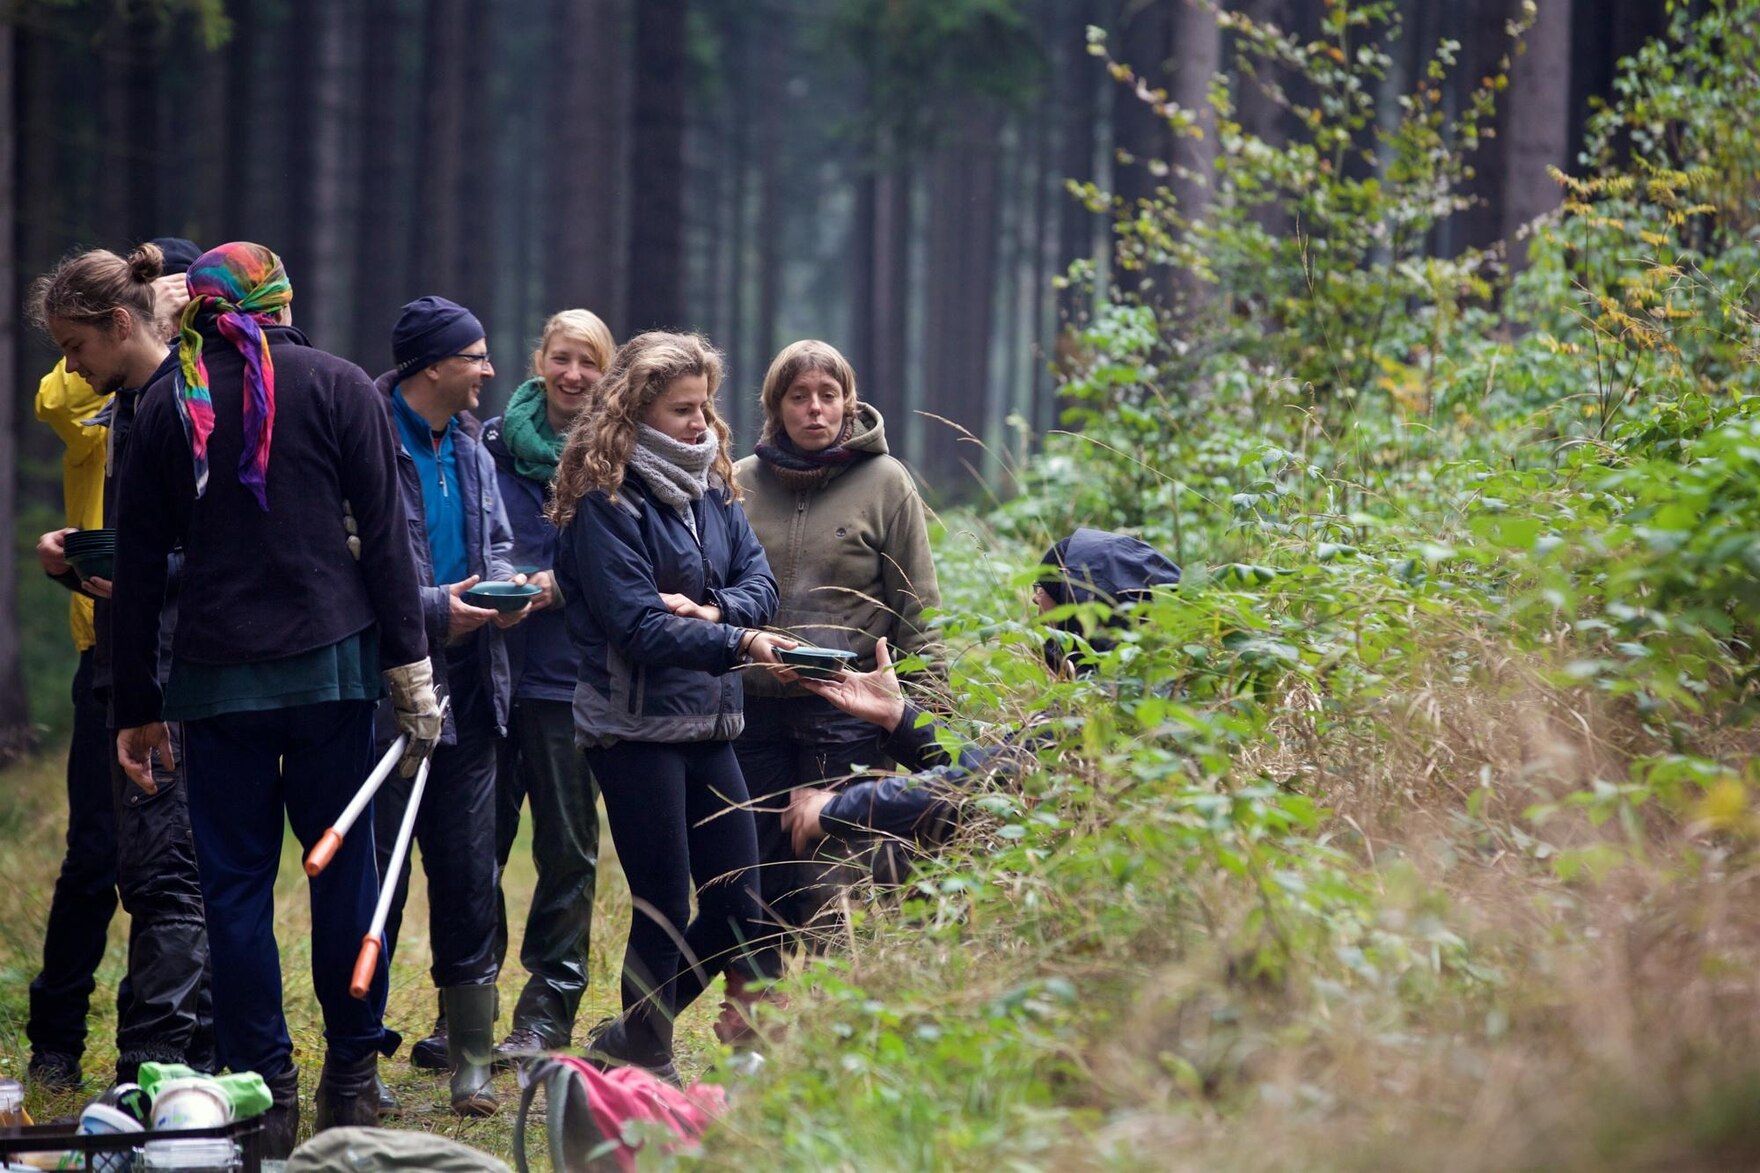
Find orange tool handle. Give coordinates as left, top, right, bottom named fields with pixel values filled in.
left=349, top=935, right=382, bottom=1000
left=305, top=828, right=344, bottom=877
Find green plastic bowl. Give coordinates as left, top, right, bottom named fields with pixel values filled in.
left=777, top=646, right=857, bottom=681
left=463, top=582, right=541, bottom=613
left=67, top=552, right=114, bottom=582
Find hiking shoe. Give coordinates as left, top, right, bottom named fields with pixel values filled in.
left=408, top=1019, right=449, bottom=1071
left=27, top=1051, right=81, bottom=1092
left=492, top=1025, right=547, bottom=1073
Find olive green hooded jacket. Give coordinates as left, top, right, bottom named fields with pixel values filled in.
left=732, top=403, right=941, bottom=698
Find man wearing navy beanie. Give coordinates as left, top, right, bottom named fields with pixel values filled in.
left=372, top=296, right=525, bottom=1116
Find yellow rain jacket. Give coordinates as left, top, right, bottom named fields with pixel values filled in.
left=34, top=360, right=111, bottom=651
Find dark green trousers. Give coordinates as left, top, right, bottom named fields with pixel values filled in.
left=495, top=698, right=600, bottom=1047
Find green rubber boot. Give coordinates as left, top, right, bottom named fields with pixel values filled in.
left=443, top=984, right=500, bottom=1117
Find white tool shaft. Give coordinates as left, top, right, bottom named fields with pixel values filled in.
left=331, top=734, right=408, bottom=841
left=366, top=753, right=429, bottom=943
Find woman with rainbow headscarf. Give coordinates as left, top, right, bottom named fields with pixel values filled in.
left=109, top=242, right=440, bottom=1155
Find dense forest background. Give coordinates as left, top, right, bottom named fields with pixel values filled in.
left=0, top=0, right=1675, bottom=748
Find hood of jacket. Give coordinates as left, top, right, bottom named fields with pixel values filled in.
left=1038, top=528, right=1181, bottom=606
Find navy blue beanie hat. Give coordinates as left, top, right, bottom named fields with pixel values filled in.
left=148, top=237, right=203, bottom=275
left=392, top=295, right=485, bottom=376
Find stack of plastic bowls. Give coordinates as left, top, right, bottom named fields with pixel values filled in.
left=62, top=529, right=116, bottom=583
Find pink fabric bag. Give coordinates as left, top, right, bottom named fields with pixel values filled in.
left=514, top=1055, right=728, bottom=1172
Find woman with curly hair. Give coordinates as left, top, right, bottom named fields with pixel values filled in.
left=548, top=330, right=792, bottom=1081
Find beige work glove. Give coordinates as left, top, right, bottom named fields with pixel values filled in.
left=383, top=659, right=443, bottom=776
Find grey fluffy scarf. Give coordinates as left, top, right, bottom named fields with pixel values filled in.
left=627, top=423, right=718, bottom=520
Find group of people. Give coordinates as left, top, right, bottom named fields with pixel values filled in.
left=20, top=236, right=993, bottom=1158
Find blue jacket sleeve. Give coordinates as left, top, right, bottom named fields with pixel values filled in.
left=580, top=492, right=747, bottom=672
left=820, top=708, right=1026, bottom=845
left=819, top=769, right=966, bottom=844
left=707, top=495, right=778, bottom=629
left=421, top=585, right=452, bottom=650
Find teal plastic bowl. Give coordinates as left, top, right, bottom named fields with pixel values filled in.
left=463, top=582, right=541, bottom=613
left=67, top=552, right=114, bottom=582
left=777, top=646, right=857, bottom=681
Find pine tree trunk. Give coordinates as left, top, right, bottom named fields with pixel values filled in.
left=753, top=11, right=787, bottom=368
left=0, top=21, right=35, bottom=759
left=921, top=96, right=1003, bottom=495
left=627, top=0, right=687, bottom=332
left=353, top=0, right=410, bottom=371
left=1502, top=0, right=1572, bottom=255
left=413, top=0, right=470, bottom=295
left=1169, top=0, right=1220, bottom=311
left=1055, top=0, right=1100, bottom=335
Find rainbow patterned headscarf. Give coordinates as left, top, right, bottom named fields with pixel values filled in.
left=174, top=242, right=292, bottom=511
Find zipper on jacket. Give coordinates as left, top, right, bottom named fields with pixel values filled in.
left=431, top=432, right=448, bottom=497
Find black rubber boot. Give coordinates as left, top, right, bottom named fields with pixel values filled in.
left=583, top=1014, right=679, bottom=1087
left=260, top=1064, right=300, bottom=1159
left=312, top=1052, right=381, bottom=1131
left=375, top=1072, right=401, bottom=1117
left=408, top=1005, right=449, bottom=1071
left=443, top=984, right=500, bottom=1116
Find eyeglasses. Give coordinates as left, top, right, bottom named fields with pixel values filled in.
left=448, top=351, right=492, bottom=367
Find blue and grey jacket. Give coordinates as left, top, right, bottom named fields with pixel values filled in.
left=374, top=371, right=515, bottom=740
left=556, top=476, right=778, bottom=748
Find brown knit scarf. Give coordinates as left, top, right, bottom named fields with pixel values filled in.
left=754, top=413, right=865, bottom=492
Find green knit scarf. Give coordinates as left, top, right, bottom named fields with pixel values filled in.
left=502, top=377, right=567, bottom=483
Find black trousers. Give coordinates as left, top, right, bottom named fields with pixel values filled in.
left=584, top=738, right=764, bottom=1063
left=375, top=663, right=500, bottom=990
left=28, top=650, right=121, bottom=1062
left=494, top=698, right=600, bottom=1047
left=29, top=651, right=212, bottom=1076
left=733, top=693, right=892, bottom=969
left=110, top=723, right=213, bottom=1075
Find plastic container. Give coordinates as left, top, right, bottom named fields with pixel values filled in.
left=78, top=1102, right=144, bottom=1173
left=0, top=1082, right=24, bottom=1133
left=140, top=1139, right=240, bottom=1171
left=150, top=1081, right=231, bottom=1133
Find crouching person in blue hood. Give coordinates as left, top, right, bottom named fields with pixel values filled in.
left=781, top=528, right=1180, bottom=860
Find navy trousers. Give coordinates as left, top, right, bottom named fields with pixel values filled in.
left=183, top=700, right=391, bottom=1079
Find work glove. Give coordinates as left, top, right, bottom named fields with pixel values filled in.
left=383, top=658, right=443, bottom=777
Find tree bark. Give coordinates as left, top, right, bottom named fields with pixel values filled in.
left=868, top=153, right=913, bottom=432
left=1110, top=0, right=1174, bottom=215
left=1502, top=0, right=1573, bottom=255
left=626, top=0, right=687, bottom=332
left=1439, top=0, right=1516, bottom=256
left=352, top=0, right=411, bottom=370
left=753, top=9, right=788, bottom=370
left=920, top=95, right=1004, bottom=495
left=0, top=21, right=36, bottom=758
left=1055, top=0, right=1101, bottom=334
left=412, top=0, right=470, bottom=297
left=299, top=0, right=359, bottom=355
left=1169, top=0, right=1220, bottom=309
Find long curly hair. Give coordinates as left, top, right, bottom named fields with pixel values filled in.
left=547, top=331, right=738, bottom=527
